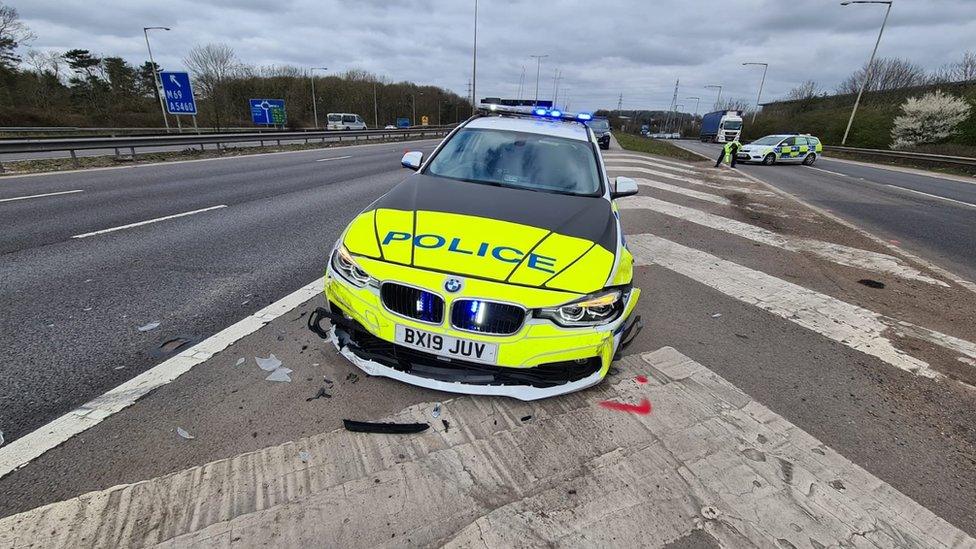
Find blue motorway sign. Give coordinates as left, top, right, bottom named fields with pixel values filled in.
left=250, top=99, right=287, bottom=125
left=396, top=117, right=410, bottom=128
left=160, top=71, right=196, bottom=115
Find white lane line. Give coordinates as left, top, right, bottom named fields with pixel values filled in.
left=631, top=178, right=731, bottom=205
left=885, top=184, right=976, bottom=209
left=71, top=205, right=227, bottom=239
left=628, top=233, right=948, bottom=378
left=0, top=189, right=83, bottom=203
left=805, top=166, right=849, bottom=178
left=315, top=155, right=353, bottom=162
left=0, top=276, right=325, bottom=480
left=605, top=165, right=775, bottom=196
left=619, top=195, right=947, bottom=287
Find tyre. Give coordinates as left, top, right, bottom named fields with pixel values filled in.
left=762, top=153, right=776, bottom=166
left=802, top=153, right=817, bottom=166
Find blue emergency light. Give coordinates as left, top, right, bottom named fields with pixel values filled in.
left=533, top=107, right=548, bottom=116
left=576, top=112, right=593, bottom=121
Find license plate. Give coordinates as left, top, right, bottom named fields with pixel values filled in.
left=395, top=325, right=498, bottom=364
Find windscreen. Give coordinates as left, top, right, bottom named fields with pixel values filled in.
left=425, top=128, right=601, bottom=196
left=750, top=135, right=783, bottom=145
left=588, top=119, right=610, bottom=132
left=723, top=120, right=743, bottom=130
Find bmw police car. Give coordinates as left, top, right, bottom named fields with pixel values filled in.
left=737, top=134, right=823, bottom=165
left=307, top=104, right=643, bottom=400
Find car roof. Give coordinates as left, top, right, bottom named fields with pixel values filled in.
left=464, top=116, right=591, bottom=142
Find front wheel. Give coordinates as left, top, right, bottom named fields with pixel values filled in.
left=802, top=153, right=817, bottom=166
left=762, top=153, right=776, bottom=166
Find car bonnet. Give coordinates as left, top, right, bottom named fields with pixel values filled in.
left=340, top=173, right=618, bottom=294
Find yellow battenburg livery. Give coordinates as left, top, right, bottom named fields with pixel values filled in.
left=308, top=110, right=643, bottom=400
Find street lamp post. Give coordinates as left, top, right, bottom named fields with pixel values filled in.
left=309, top=67, right=328, bottom=129
left=840, top=0, right=893, bottom=145
left=742, top=62, right=768, bottom=123
left=143, top=26, right=171, bottom=131
left=529, top=54, right=549, bottom=106
left=685, top=96, right=701, bottom=117
left=705, top=84, right=723, bottom=110
left=412, top=91, right=423, bottom=125
left=471, top=0, right=478, bottom=113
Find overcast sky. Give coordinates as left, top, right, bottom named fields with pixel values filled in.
left=12, top=0, right=976, bottom=113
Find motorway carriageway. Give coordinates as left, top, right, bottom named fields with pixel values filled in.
left=1, top=137, right=976, bottom=545
left=673, top=139, right=976, bottom=283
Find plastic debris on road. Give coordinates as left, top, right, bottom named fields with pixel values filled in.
left=342, top=419, right=429, bottom=434
left=176, top=427, right=195, bottom=440
left=711, top=313, right=722, bottom=318
left=0, top=430, right=4, bottom=447
left=255, top=354, right=282, bottom=371
left=265, top=367, right=293, bottom=382
left=306, top=387, right=331, bottom=401
left=138, top=321, right=161, bottom=332
left=235, top=358, right=245, bottom=366
left=432, top=403, right=442, bottom=418
left=299, top=450, right=311, bottom=463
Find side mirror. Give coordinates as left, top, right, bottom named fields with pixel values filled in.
left=401, top=151, right=423, bottom=170
left=611, top=176, right=639, bottom=199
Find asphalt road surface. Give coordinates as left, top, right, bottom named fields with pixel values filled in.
left=673, top=139, right=976, bottom=282
left=1, top=137, right=975, bottom=546
left=0, top=139, right=440, bottom=440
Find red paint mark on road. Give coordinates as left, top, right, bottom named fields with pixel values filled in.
left=635, top=375, right=649, bottom=384
left=599, top=398, right=652, bottom=415
left=889, top=239, right=900, bottom=244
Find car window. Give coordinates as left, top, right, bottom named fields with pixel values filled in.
left=425, top=128, right=602, bottom=197
left=808, top=137, right=820, bottom=145
left=781, top=137, right=797, bottom=146
left=328, top=114, right=341, bottom=122
left=750, top=136, right=783, bottom=146
left=342, top=115, right=356, bottom=123
left=795, top=137, right=808, bottom=146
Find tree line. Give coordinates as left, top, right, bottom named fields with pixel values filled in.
left=0, top=4, right=470, bottom=129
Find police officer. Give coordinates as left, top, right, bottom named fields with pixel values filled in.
left=715, top=139, right=742, bottom=168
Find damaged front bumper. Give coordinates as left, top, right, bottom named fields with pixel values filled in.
left=308, top=305, right=642, bottom=401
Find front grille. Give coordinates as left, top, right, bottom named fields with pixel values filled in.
left=381, top=283, right=444, bottom=324
left=451, top=299, right=525, bottom=335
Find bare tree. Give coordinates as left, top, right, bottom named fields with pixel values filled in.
left=0, top=3, right=34, bottom=69
left=184, top=43, right=245, bottom=128
left=837, top=57, right=928, bottom=94
left=717, top=97, right=750, bottom=111
left=932, top=50, right=976, bottom=83
left=785, top=80, right=821, bottom=101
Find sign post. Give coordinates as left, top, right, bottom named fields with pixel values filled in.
left=249, top=99, right=287, bottom=128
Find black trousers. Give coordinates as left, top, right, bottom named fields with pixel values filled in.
left=715, top=146, right=738, bottom=167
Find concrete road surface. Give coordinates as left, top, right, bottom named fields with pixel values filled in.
left=1, top=137, right=975, bottom=547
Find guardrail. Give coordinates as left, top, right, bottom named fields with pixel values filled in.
left=0, top=127, right=454, bottom=172
left=823, top=145, right=976, bottom=167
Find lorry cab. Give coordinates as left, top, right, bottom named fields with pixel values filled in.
left=699, top=110, right=743, bottom=143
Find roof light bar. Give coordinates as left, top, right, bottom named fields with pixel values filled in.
left=477, top=102, right=597, bottom=123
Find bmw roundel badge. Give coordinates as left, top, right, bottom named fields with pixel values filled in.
left=444, top=277, right=463, bottom=293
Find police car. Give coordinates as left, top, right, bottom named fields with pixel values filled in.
left=308, top=104, right=643, bottom=400
left=737, top=134, right=823, bottom=165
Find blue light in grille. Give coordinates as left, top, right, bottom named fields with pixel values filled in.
left=415, top=291, right=438, bottom=322
left=468, top=300, right=487, bottom=325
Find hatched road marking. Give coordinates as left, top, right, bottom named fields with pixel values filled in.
left=631, top=177, right=731, bottom=205
left=71, top=205, right=227, bottom=239
left=619, top=194, right=949, bottom=286
left=0, top=189, right=83, bottom=203
left=606, top=164, right=775, bottom=196
left=1, top=348, right=970, bottom=547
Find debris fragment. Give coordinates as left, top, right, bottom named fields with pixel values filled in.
left=635, top=375, right=649, bottom=384
left=608, top=367, right=620, bottom=376
left=114, top=366, right=125, bottom=370
left=441, top=419, right=450, bottom=432
left=520, top=415, right=532, bottom=422
left=235, top=358, right=245, bottom=366
left=346, top=372, right=360, bottom=383
left=711, top=313, right=722, bottom=318
left=0, top=430, right=4, bottom=447
left=176, top=427, right=195, bottom=440
left=159, top=337, right=192, bottom=354
left=265, top=367, right=293, bottom=382
left=701, top=506, right=720, bottom=520
left=255, top=354, right=282, bottom=371
left=323, top=377, right=333, bottom=385
left=298, top=450, right=311, bottom=463
left=138, top=321, right=161, bottom=332
left=567, top=489, right=577, bottom=495
left=432, top=403, right=441, bottom=418
left=342, top=419, right=429, bottom=434
left=306, top=387, right=332, bottom=401
left=598, top=398, right=652, bottom=415
left=857, top=278, right=886, bottom=289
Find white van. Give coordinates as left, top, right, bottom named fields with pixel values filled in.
left=326, top=113, right=367, bottom=130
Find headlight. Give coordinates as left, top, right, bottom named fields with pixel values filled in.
left=331, top=244, right=377, bottom=288
left=536, top=289, right=625, bottom=327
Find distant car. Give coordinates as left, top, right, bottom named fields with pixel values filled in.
left=586, top=118, right=611, bottom=149
left=384, top=125, right=397, bottom=129
left=327, top=113, right=368, bottom=130
left=737, top=134, right=823, bottom=165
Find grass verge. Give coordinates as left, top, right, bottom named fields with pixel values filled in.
left=0, top=135, right=442, bottom=176
left=614, top=133, right=705, bottom=163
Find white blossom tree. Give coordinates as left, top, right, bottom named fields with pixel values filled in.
left=890, top=90, right=971, bottom=149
